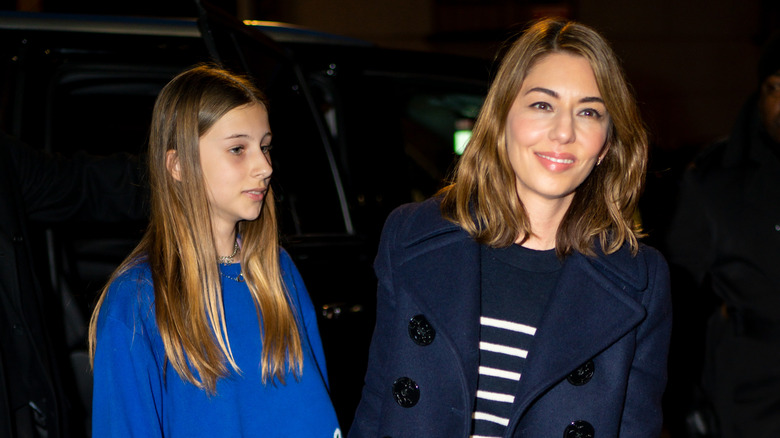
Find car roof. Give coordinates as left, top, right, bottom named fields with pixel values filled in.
left=0, top=10, right=490, bottom=86
left=0, top=11, right=200, bottom=37
left=0, top=10, right=372, bottom=46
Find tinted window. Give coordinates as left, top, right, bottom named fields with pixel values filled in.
left=198, top=9, right=350, bottom=236
left=328, top=71, right=486, bottom=237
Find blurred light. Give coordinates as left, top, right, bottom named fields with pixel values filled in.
left=454, top=130, right=471, bottom=155
left=243, top=20, right=301, bottom=28
left=454, top=118, right=474, bottom=155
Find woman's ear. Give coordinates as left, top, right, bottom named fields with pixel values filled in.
left=597, top=142, right=610, bottom=166
left=166, top=149, right=182, bottom=181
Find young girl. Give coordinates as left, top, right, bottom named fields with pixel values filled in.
left=89, top=65, right=341, bottom=437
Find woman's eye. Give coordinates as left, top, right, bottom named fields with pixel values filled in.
left=261, top=144, right=273, bottom=154
left=531, top=102, right=551, bottom=111
left=229, top=146, right=244, bottom=155
left=580, top=108, right=603, bottom=118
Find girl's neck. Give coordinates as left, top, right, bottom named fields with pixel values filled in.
left=214, top=228, right=238, bottom=262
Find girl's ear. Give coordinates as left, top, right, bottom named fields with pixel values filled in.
left=166, top=149, right=182, bottom=181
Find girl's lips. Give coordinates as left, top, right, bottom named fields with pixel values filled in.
left=244, top=188, right=267, bottom=201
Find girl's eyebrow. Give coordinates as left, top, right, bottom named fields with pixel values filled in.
left=525, top=87, right=605, bottom=104
left=223, top=133, right=251, bottom=140
left=222, top=131, right=272, bottom=141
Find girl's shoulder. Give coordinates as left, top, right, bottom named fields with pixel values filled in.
left=109, top=261, right=154, bottom=295
left=100, top=260, right=156, bottom=325
left=277, top=247, right=302, bottom=294
left=278, top=246, right=295, bottom=269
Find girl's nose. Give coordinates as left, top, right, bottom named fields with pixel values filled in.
left=252, top=148, right=273, bottom=179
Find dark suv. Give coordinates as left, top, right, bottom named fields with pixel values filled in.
left=0, top=3, right=488, bottom=435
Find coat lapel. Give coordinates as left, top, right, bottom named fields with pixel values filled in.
left=511, top=248, right=648, bottom=415
left=394, top=217, right=482, bottom=404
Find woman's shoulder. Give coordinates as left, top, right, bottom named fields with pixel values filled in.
left=383, top=196, right=460, bottom=244
left=594, top=238, right=666, bottom=263
left=588, top=240, right=668, bottom=292
left=387, top=196, right=442, bottom=221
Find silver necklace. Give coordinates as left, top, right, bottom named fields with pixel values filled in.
left=217, top=240, right=240, bottom=265
left=220, top=270, right=244, bottom=282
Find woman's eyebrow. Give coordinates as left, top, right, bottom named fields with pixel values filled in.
left=525, top=86, right=557, bottom=98
left=580, top=96, right=605, bottom=104
left=525, top=87, right=604, bottom=104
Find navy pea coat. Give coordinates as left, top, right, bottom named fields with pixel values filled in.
left=349, top=198, right=672, bottom=438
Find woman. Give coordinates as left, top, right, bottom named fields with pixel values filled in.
left=349, top=18, right=671, bottom=438
left=89, top=65, right=340, bottom=437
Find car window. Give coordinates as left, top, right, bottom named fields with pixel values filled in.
left=48, top=65, right=178, bottom=156
left=197, top=5, right=351, bottom=236
left=401, top=90, right=484, bottom=198
left=323, top=71, right=486, bottom=237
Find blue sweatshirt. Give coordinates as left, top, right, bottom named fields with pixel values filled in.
left=92, top=249, right=341, bottom=437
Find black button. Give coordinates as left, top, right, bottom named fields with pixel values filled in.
left=408, top=314, right=435, bottom=346
left=567, top=360, right=595, bottom=386
left=563, top=420, right=595, bottom=438
left=392, top=377, right=420, bottom=408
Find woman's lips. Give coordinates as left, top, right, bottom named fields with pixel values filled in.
left=535, top=152, right=576, bottom=170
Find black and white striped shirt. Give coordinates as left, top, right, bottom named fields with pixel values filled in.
left=470, top=244, right=562, bottom=438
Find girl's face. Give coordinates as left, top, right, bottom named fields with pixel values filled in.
left=199, top=102, right=272, bottom=236
left=504, top=52, right=609, bottom=212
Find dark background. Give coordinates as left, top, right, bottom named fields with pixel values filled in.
left=2, top=1, right=779, bottom=436
left=4, top=0, right=779, bottom=158
left=4, top=0, right=779, bottom=187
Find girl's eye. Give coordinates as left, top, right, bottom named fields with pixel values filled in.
left=531, top=102, right=551, bottom=111
left=261, top=144, right=273, bottom=154
left=229, top=146, right=244, bottom=155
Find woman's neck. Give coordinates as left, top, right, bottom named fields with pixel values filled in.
left=516, top=195, right=572, bottom=250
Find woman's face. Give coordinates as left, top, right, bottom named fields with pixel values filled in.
left=198, top=102, right=273, bottom=236
left=505, top=52, right=609, bottom=212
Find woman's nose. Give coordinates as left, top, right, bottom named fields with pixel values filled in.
left=549, top=112, right=576, bottom=144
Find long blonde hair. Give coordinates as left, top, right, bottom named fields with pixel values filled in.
left=441, top=18, right=648, bottom=256
left=89, top=64, right=303, bottom=392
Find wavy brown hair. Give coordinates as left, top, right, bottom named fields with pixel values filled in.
left=441, top=17, right=648, bottom=256
left=89, top=64, right=303, bottom=392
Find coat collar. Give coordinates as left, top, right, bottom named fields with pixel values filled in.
left=392, top=198, right=650, bottom=419
left=512, top=247, right=648, bottom=415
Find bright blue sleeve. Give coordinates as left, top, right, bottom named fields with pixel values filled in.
left=92, top=268, right=165, bottom=437
left=279, top=249, right=330, bottom=387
